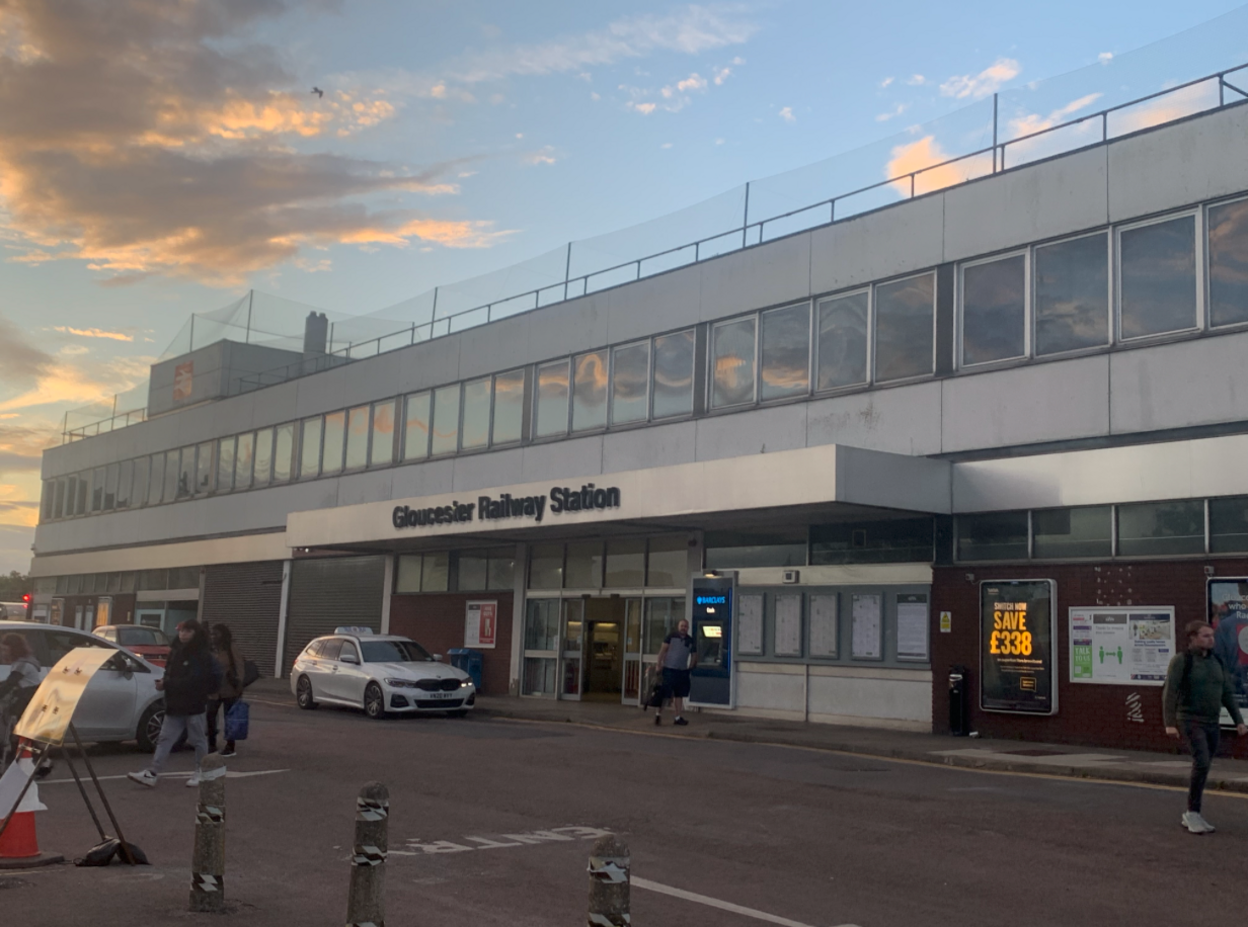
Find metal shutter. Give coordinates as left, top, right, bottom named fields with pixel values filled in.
left=201, top=561, right=285, bottom=678
left=283, top=556, right=386, bottom=674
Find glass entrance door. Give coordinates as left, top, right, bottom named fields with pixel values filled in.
left=560, top=598, right=585, bottom=700
left=622, top=599, right=642, bottom=704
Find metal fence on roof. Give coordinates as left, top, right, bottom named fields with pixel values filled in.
left=62, top=6, right=1248, bottom=443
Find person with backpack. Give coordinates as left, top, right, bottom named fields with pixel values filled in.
left=128, top=619, right=220, bottom=789
left=1162, top=620, right=1247, bottom=834
left=206, top=623, right=246, bottom=758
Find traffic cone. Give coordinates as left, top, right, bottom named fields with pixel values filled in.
left=0, top=746, right=63, bottom=869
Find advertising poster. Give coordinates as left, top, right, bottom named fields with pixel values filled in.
left=1207, top=579, right=1248, bottom=719
left=1069, top=607, right=1174, bottom=685
left=464, top=600, right=498, bottom=649
left=980, top=580, right=1057, bottom=715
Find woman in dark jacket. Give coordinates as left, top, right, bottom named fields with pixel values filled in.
left=128, top=619, right=220, bottom=789
left=206, top=623, right=246, bottom=757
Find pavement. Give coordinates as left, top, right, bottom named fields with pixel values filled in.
left=6, top=682, right=1248, bottom=926
left=435, top=686, right=1248, bottom=794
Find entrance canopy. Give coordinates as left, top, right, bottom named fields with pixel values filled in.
left=285, top=444, right=951, bottom=553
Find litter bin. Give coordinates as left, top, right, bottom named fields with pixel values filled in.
left=948, top=665, right=969, bottom=736
left=447, top=648, right=484, bottom=693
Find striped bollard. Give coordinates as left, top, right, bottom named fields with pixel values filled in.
left=189, top=753, right=226, bottom=912
left=347, top=782, right=389, bottom=927
left=587, top=834, right=630, bottom=926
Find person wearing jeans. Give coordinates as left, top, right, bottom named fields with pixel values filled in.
left=1163, top=620, right=1247, bottom=834
left=128, top=619, right=221, bottom=789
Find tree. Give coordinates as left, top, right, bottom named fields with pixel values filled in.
left=0, top=571, right=32, bottom=601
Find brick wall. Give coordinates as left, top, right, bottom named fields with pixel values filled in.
left=389, top=593, right=513, bottom=696
left=932, top=559, right=1248, bottom=758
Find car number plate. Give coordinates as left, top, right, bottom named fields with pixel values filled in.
left=425, top=691, right=451, bottom=698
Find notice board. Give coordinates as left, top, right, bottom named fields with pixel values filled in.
left=980, top=580, right=1057, bottom=715
left=1069, top=607, right=1174, bottom=686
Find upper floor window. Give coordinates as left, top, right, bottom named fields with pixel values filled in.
left=816, top=290, right=868, bottom=390
left=1117, top=213, right=1198, bottom=340
left=711, top=316, right=756, bottom=408
left=1033, top=232, right=1109, bottom=356
left=1208, top=196, right=1248, bottom=328
left=960, top=252, right=1026, bottom=366
left=759, top=303, right=810, bottom=400
left=874, top=272, right=935, bottom=382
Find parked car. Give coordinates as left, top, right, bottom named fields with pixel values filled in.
left=0, top=620, right=166, bottom=750
left=290, top=627, right=475, bottom=719
left=93, top=624, right=172, bottom=666
left=0, top=601, right=29, bottom=621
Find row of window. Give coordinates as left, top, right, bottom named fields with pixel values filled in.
left=394, top=548, right=516, bottom=594
left=41, top=567, right=202, bottom=597
left=955, top=496, right=1248, bottom=561
left=41, top=195, right=1248, bottom=521
left=527, top=537, right=689, bottom=590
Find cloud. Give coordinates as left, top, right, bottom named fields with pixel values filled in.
left=1098, top=52, right=1113, bottom=64
left=523, top=146, right=558, bottom=166
left=0, top=0, right=510, bottom=286
left=447, top=5, right=757, bottom=84
left=906, top=74, right=926, bottom=86
left=0, top=346, right=153, bottom=415
left=628, top=101, right=657, bottom=115
left=940, top=57, right=1021, bottom=100
left=778, top=106, right=795, bottom=123
left=875, top=103, right=909, bottom=123
left=625, top=64, right=728, bottom=115
left=886, top=136, right=993, bottom=197
left=1108, top=81, right=1220, bottom=137
left=0, top=314, right=53, bottom=386
left=880, top=76, right=894, bottom=88
left=52, top=326, right=134, bottom=342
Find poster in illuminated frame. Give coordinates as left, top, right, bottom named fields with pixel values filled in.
left=980, top=579, right=1058, bottom=715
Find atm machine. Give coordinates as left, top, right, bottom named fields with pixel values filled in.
left=687, top=573, right=735, bottom=708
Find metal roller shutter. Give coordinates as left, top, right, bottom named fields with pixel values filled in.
left=201, top=561, right=285, bottom=678
left=283, top=556, right=386, bottom=674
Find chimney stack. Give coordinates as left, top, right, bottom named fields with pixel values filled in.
left=303, top=312, right=328, bottom=357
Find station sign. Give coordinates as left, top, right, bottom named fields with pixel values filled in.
left=980, top=579, right=1057, bottom=715
left=392, top=484, right=621, bottom=530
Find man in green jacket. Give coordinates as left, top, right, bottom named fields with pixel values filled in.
left=1163, top=620, right=1247, bottom=834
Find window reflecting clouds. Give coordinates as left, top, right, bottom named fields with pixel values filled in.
left=760, top=303, right=810, bottom=400
left=322, top=410, right=345, bottom=474
left=875, top=273, right=934, bottom=381
left=962, top=254, right=1025, bottom=365
left=652, top=329, right=694, bottom=418
left=712, top=317, right=756, bottom=407
left=345, top=405, right=369, bottom=469
left=1035, top=233, right=1108, bottom=355
left=572, top=350, right=608, bottom=431
left=461, top=377, right=491, bottom=449
left=369, top=400, right=395, bottom=466
left=1209, top=198, right=1248, bottom=328
left=431, top=385, right=460, bottom=455
left=817, top=291, right=867, bottom=389
left=1119, top=215, right=1196, bottom=339
left=535, top=360, right=570, bottom=437
left=402, top=392, right=430, bottom=461
left=611, top=342, right=649, bottom=424
left=492, top=370, right=524, bottom=444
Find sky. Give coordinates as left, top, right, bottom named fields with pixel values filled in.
left=1, top=0, right=1247, bottom=573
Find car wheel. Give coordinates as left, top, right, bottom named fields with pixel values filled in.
left=296, top=675, right=318, bottom=710
left=136, top=702, right=165, bottom=752
left=364, top=683, right=386, bottom=719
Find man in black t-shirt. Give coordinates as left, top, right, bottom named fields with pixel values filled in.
left=655, top=619, right=698, bottom=726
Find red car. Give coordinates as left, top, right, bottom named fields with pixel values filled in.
left=93, top=624, right=172, bottom=666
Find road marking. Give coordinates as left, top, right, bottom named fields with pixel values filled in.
left=41, top=769, right=289, bottom=785
left=632, top=877, right=860, bottom=927
left=388, top=825, right=610, bottom=856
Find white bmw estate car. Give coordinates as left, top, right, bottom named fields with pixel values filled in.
left=290, top=628, right=475, bottom=719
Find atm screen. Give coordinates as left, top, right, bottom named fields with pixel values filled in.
left=698, top=622, right=724, bottom=665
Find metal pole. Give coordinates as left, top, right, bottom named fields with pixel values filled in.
left=189, top=753, right=226, bottom=912
left=992, top=93, right=999, bottom=173
left=245, top=289, right=254, bottom=344
left=69, top=724, right=137, bottom=865
left=189, top=314, right=195, bottom=352
left=742, top=182, right=750, bottom=248
left=586, top=833, right=630, bottom=927
left=564, top=242, right=572, bottom=301
left=432, top=286, right=439, bottom=319
left=59, top=747, right=107, bottom=842
left=346, top=782, right=389, bottom=927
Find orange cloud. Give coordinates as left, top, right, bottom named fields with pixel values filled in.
left=886, top=136, right=993, bottom=197
left=53, top=326, right=134, bottom=342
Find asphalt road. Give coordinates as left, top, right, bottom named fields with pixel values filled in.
left=3, top=694, right=1246, bottom=927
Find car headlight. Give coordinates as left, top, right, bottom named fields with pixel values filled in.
left=460, top=679, right=474, bottom=688
left=384, top=678, right=418, bottom=688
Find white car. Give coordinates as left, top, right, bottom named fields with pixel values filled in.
left=290, top=628, right=475, bottom=719
left=0, top=620, right=166, bottom=750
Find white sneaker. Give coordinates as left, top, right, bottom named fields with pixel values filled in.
left=1196, top=813, right=1216, bottom=833
left=185, top=774, right=201, bottom=788
left=127, top=770, right=157, bottom=788
left=1181, top=811, right=1208, bottom=834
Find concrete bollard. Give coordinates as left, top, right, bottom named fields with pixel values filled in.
left=189, top=754, right=226, bottom=913
left=346, top=782, right=389, bottom=927
left=586, top=834, right=630, bottom=926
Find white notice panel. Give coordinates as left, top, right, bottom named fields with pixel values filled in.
left=1069, top=607, right=1175, bottom=686
left=809, top=594, right=839, bottom=658
left=737, top=593, right=764, bottom=656
left=851, top=594, right=883, bottom=660
left=774, top=594, right=803, bottom=657
left=896, top=594, right=930, bottom=662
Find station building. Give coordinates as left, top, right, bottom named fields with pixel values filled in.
left=29, top=93, right=1248, bottom=755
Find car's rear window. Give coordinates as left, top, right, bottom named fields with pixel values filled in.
left=118, top=627, right=165, bottom=647
left=360, top=639, right=434, bottom=664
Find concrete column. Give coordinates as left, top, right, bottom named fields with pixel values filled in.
left=273, top=559, right=292, bottom=678
left=509, top=542, right=527, bottom=696
left=379, top=555, right=394, bottom=635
